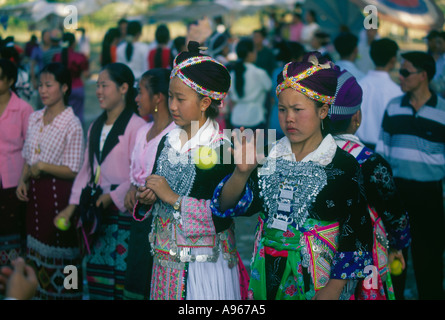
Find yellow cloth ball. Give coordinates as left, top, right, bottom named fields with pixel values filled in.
left=390, top=259, right=403, bottom=276
left=193, top=146, right=218, bottom=170
left=56, top=217, right=70, bottom=231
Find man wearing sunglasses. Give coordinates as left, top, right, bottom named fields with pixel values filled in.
left=376, top=51, right=445, bottom=300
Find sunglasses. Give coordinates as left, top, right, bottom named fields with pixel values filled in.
left=399, top=69, right=422, bottom=78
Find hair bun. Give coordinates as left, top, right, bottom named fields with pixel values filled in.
left=187, top=41, right=201, bottom=55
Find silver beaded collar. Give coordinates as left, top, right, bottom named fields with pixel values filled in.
left=259, top=157, right=328, bottom=230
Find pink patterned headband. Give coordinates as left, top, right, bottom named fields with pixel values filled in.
left=170, top=56, right=228, bottom=101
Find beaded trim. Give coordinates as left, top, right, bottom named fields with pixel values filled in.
left=170, top=56, right=228, bottom=101
left=276, top=61, right=335, bottom=104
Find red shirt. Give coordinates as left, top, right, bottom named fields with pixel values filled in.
left=147, top=47, right=172, bottom=69
left=53, top=48, right=89, bottom=89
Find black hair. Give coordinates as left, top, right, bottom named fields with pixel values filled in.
left=61, top=32, right=76, bottom=67
left=173, top=36, right=186, bottom=54
left=0, top=58, right=18, bottom=93
left=234, top=37, right=254, bottom=98
left=307, top=10, right=317, bottom=22
left=324, top=116, right=352, bottom=137
left=426, top=30, right=440, bottom=40
left=125, top=21, right=143, bottom=62
left=154, top=24, right=170, bottom=68
left=118, top=18, right=128, bottom=26
left=401, top=51, right=436, bottom=81
left=334, top=32, right=358, bottom=58
left=39, top=62, right=72, bottom=105
left=276, top=40, right=306, bottom=63
left=370, top=38, right=399, bottom=67
left=155, top=24, right=170, bottom=45
left=253, top=28, right=267, bottom=38
left=0, top=39, right=20, bottom=66
left=208, top=32, right=228, bottom=58
left=140, top=68, right=170, bottom=97
left=173, top=41, right=231, bottom=119
left=102, top=62, right=138, bottom=113
left=101, top=28, right=120, bottom=68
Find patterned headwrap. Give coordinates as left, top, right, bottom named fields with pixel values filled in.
left=276, top=52, right=337, bottom=105
left=328, top=68, right=363, bottom=121
left=170, top=41, right=230, bottom=101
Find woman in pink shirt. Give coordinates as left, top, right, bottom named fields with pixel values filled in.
left=56, top=63, right=146, bottom=300
left=16, top=62, right=84, bottom=300
left=123, top=68, right=175, bottom=299
left=0, top=59, right=34, bottom=267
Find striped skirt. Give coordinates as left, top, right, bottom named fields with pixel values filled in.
left=85, top=205, right=131, bottom=300
left=25, top=176, right=83, bottom=300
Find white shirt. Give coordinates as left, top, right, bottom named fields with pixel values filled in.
left=116, top=41, right=149, bottom=80
left=356, top=70, right=403, bottom=146
left=99, top=123, right=113, bottom=153
left=356, top=29, right=380, bottom=74
left=335, top=60, right=366, bottom=82
left=268, top=134, right=337, bottom=166
left=167, top=118, right=223, bottom=154
left=229, top=62, right=272, bottom=127
left=301, top=22, right=319, bottom=44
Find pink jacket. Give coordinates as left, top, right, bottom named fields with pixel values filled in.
left=69, top=113, right=146, bottom=212
left=0, top=92, right=34, bottom=189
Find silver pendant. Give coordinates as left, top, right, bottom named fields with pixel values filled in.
left=271, top=213, right=293, bottom=232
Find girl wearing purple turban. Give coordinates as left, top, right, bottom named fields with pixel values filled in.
left=329, top=69, right=411, bottom=300
left=211, top=52, right=373, bottom=300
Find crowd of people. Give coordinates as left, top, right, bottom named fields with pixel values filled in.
left=0, top=6, right=443, bottom=301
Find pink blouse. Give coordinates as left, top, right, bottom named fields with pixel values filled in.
left=0, top=92, right=34, bottom=189
left=69, top=114, right=146, bottom=212
left=130, top=121, right=176, bottom=187
left=22, top=107, right=84, bottom=173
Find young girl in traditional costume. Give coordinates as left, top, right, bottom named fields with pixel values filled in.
left=123, top=68, right=175, bottom=300
left=212, top=52, right=374, bottom=300
left=16, top=62, right=84, bottom=299
left=133, top=41, right=249, bottom=300
left=56, top=63, right=146, bottom=299
left=328, top=69, right=411, bottom=299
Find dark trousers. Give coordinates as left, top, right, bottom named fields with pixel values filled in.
left=393, top=178, right=445, bottom=300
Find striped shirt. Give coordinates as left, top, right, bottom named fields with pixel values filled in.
left=376, top=92, right=445, bottom=182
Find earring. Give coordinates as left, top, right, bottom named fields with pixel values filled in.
left=154, top=105, right=158, bottom=113
left=356, top=122, right=360, bottom=127
left=321, top=118, right=324, bottom=130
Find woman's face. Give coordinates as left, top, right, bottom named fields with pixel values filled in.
left=96, top=69, right=127, bottom=111
left=278, top=88, right=327, bottom=145
left=38, top=72, right=67, bottom=107
left=135, top=78, right=155, bottom=117
left=168, top=76, right=205, bottom=129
